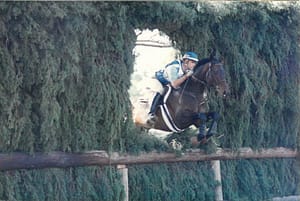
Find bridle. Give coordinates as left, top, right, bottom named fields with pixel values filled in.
left=191, top=62, right=225, bottom=87
left=180, top=61, right=226, bottom=102
left=179, top=65, right=209, bottom=103
left=191, top=62, right=211, bottom=86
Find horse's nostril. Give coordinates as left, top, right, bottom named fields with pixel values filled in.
left=224, top=90, right=231, bottom=98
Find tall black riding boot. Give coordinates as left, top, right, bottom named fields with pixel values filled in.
left=147, top=92, right=162, bottom=125
left=149, top=93, right=162, bottom=114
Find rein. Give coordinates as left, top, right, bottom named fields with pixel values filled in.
left=191, top=74, right=207, bottom=85
left=179, top=77, right=189, bottom=104
left=191, top=65, right=210, bottom=85
left=179, top=67, right=209, bottom=103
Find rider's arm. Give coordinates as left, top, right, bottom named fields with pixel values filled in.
left=170, top=74, right=190, bottom=88
left=165, top=62, right=191, bottom=88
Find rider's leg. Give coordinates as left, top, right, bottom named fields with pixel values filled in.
left=148, top=92, right=162, bottom=116
left=197, top=113, right=207, bottom=141
left=147, top=92, right=162, bottom=125
left=147, top=85, right=169, bottom=124
left=146, top=78, right=165, bottom=125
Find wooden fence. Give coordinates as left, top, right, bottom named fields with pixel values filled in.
left=0, top=147, right=298, bottom=201
left=0, top=147, right=297, bottom=171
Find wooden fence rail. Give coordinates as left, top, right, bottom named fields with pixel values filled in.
left=0, top=147, right=298, bottom=171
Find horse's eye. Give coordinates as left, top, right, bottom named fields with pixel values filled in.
left=212, top=67, right=218, bottom=72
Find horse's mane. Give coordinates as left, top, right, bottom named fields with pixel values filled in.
left=195, top=48, right=222, bottom=71
left=194, top=58, right=211, bottom=70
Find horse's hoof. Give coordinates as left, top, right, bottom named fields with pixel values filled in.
left=199, top=138, right=208, bottom=145
left=190, top=137, right=200, bottom=147
left=191, top=136, right=209, bottom=146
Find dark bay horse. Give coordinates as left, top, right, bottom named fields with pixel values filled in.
left=140, top=56, right=229, bottom=143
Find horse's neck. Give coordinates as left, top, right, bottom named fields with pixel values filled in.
left=172, top=62, right=210, bottom=102
left=181, top=80, right=207, bottom=100
left=198, top=63, right=210, bottom=81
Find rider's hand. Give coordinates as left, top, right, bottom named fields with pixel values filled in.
left=185, top=70, right=193, bottom=77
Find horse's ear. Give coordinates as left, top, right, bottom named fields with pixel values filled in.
left=209, top=48, right=216, bottom=60
left=218, top=53, right=225, bottom=64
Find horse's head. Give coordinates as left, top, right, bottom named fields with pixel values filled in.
left=192, top=57, right=229, bottom=98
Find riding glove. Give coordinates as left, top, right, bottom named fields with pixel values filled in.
left=185, top=70, right=194, bottom=77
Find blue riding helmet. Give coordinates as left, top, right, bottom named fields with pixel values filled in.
left=182, top=52, right=199, bottom=62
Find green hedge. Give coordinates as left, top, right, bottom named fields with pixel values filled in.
left=0, top=2, right=299, bottom=201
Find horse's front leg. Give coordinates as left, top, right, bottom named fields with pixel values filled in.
left=196, top=113, right=207, bottom=142
left=195, top=112, right=220, bottom=142
left=206, top=112, right=220, bottom=137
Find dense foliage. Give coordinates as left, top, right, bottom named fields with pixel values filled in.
left=129, top=162, right=216, bottom=201
left=0, top=2, right=299, bottom=201
left=0, top=167, right=124, bottom=201
left=0, top=2, right=137, bottom=153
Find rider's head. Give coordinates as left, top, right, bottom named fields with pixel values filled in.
left=183, top=52, right=199, bottom=62
left=182, top=52, right=198, bottom=71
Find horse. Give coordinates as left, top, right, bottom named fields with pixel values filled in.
left=133, top=54, right=229, bottom=144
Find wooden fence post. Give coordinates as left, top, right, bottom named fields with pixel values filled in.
left=117, top=165, right=129, bottom=201
left=211, top=160, right=223, bottom=201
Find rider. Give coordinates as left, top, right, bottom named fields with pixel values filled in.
left=147, top=51, right=199, bottom=125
